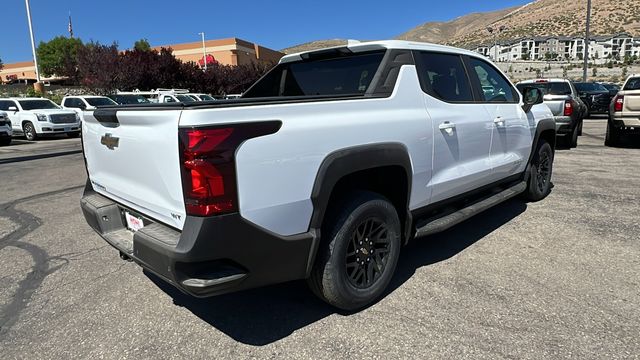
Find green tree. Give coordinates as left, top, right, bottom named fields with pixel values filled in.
left=133, top=38, right=151, bottom=52
left=562, top=66, right=568, bottom=78
left=622, top=66, right=628, bottom=78
left=36, top=36, right=84, bottom=78
left=592, top=67, right=598, bottom=77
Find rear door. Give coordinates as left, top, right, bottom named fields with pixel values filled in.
left=82, top=109, right=186, bottom=229
left=414, top=51, right=493, bottom=203
left=465, top=56, right=532, bottom=182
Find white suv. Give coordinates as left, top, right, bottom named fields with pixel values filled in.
left=61, top=95, right=117, bottom=112
left=0, top=98, right=81, bottom=140
left=0, top=111, right=12, bottom=146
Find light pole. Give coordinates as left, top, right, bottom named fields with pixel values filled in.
left=583, top=0, right=592, bottom=82
left=198, top=32, right=207, bottom=71
left=24, top=0, right=41, bottom=86
left=487, top=26, right=506, bottom=62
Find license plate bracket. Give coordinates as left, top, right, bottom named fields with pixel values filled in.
left=124, top=211, right=145, bottom=232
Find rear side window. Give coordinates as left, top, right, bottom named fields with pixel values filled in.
left=243, top=51, right=385, bottom=98
left=516, top=82, right=571, bottom=96
left=623, top=77, right=640, bottom=91
left=468, top=58, right=518, bottom=102
left=415, top=52, right=473, bottom=102
left=0, top=100, right=17, bottom=111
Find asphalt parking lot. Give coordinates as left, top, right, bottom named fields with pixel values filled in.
left=0, top=119, right=638, bottom=359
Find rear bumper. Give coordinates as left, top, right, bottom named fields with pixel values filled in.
left=553, top=116, right=574, bottom=135
left=80, top=182, right=315, bottom=297
left=611, top=115, right=640, bottom=128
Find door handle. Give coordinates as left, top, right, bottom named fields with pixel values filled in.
left=438, top=121, right=456, bottom=136
left=494, top=117, right=505, bottom=126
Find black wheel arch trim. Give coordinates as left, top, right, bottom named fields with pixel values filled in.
left=525, top=118, right=556, bottom=180
left=304, top=142, right=413, bottom=275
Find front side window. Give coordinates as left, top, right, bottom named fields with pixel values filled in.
left=468, top=58, right=518, bottom=102
left=18, top=99, right=60, bottom=110
left=416, top=52, right=473, bottom=102
left=243, top=50, right=385, bottom=98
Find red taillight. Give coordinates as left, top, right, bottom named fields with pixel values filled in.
left=535, top=79, right=548, bottom=83
left=564, top=100, right=573, bottom=116
left=178, top=122, right=281, bottom=217
left=613, top=95, right=624, bottom=112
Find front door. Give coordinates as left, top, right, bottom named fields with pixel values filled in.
left=465, top=57, right=533, bottom=182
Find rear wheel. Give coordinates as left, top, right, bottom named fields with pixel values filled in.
left=308, top=191, right=401, bottom=311
left=569, top=124, right=579, bottom=148
left=604, top=121, right=621, bottom=147
left=524, top=140, right=553, bottom=202
left=23, top=122, right=37, bottom=141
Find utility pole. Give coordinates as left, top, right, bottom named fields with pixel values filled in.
left=487, top=26, right=506, bottom=62
left=198, top=32, right=207, bottom=71
left=24, top=0, right=42, bottom=87
left=583, top=0, right=592, bottom=82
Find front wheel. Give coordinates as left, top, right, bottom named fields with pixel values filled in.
left=0, top=137, right=11, bottom=146
left=308, top=191, right=401, bottom=311
left=23, top=122, right=37, bottom=141
left=524, top=140, right=553, bottom=202
left=67, top=132, right=80, bottom=138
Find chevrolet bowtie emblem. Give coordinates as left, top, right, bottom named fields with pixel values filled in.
left=100, top=133, right=119, bottom=150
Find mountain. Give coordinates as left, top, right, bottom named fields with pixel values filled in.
left=428, top=0, right=640, bottom=47
left=282, top=0, right=640, bottom=53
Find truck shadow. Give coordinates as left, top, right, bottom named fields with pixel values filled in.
left=146, top=198, right=527, bottom=346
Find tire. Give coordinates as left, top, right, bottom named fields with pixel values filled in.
left=23, top=122, right=37, bottom=141
left=569, top=123, right=579, bottom=148
left=524, top=140, right=553, bottom=202
left=67, top=132, right=80, bottom=138
left=308, top=191, right=401, bottom=311
left=604, top=121, right=620, bottom=147
left=578, top=120, right=583, bottom=136
left=0, top=137, right=11, bottom=146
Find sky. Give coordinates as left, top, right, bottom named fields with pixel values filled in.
left=0, top=0, right=532, bottom=64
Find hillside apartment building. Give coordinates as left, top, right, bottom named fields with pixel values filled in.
left=474, top=33, right=640, bottom=63
left=0, top=37, right=283, bottom=84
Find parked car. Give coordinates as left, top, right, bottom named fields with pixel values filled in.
left=606, top=74, right=640, bottom=146
left=516, top=79, right=585, bottom=148
left=601, top=82, right=621, bottom=97
left=187, top=93, right=216, bottom=101
left=158, top=93, right=196, bottom=103
left=80, top=40, right=555, bottom=310
left=0, top=111, right=12, bottom=146
left=61, top=95, right=117, bottom=112
left=0, top=98, right=81, bottom=140
left=107, top=94, right=151, bottom=105
left=574, top=82, right=612, bottom=116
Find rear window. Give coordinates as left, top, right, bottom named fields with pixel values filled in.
left=243, top=51, right=385, bottom=98
left=623, top=77, right=640, bottom=91
left=574, top=82, right=607, bottom=92
left=516, top=82, right=572, bottom=96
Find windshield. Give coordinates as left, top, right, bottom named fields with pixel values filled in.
left=243, top=50, right=385, bottom=98
left=623, top=77, right=640, bottom=91
left=574, top=82, right=608, bottom=92
left=109, top=95, right=150, bottom=104
left=18, top=99, right=60, bottom=110
left=198, top=94, right=215, bottom=101
left=516, top=82, right=572, bottom=96
left=86, top=97, right=117, bottom=106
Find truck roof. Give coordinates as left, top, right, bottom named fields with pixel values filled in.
left=280, top=40, right=483, bottom=64
left=517, top=79, right=570, bottom=84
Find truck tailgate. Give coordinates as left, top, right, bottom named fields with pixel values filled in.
left=82, top=110, right=186, bottom=230
left=542, top=95, right=568, bottom=116
left=623, top=91, right=640, bottom=112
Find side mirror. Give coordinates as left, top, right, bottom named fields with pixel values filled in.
left=521, top=87, right=543, bottom=113
left=8, top=106, right=17, bottom=112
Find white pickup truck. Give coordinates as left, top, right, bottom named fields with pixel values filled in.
left=607, top=74, right=640, bottom=146
left=0, top=97, right=81, bottom=140
left=80, top=41, right=555, bottom=310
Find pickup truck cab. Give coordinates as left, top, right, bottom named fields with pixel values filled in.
left=187, top=93, right=216, bottom=101
left=607, top=74, right=640, bottom=146
left=0, top=97, right=81, bottom=140
left=80, top=41, right=554, bottom=310
left=0, top=111, right=12, bottom=146
left=61, top=95, right=117, bottom=112
left=516, top=79, right=585, bottom=148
